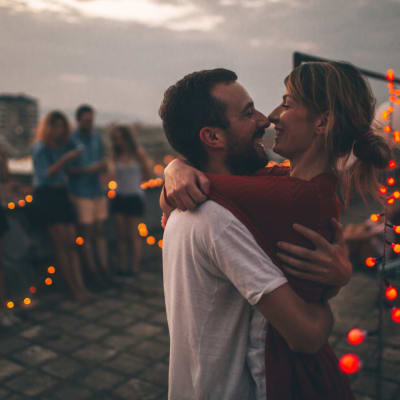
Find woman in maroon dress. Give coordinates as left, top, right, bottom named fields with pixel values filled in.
left=162, top=61, right=391, bottom=399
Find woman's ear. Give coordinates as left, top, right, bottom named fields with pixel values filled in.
left=314, top=112, right=329, bottom=136
left=199, top=127, right=225, bottom=149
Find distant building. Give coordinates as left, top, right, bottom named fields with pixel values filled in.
left=0, top=94, right=39, bottom=158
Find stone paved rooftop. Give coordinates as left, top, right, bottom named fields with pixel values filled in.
left=0, top=260, right=399, bottom=399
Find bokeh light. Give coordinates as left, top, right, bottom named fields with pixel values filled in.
left=365, top=257, right=376, bottom=268
left=75, top=236, right=84, bottom=246
left=8, top=202, right=15, bottom=210
left=339, top=354, right=361, bottom=374
left=392, top=308, right=400, bottom=323
left=25, top=195, right=33, bottom=203
left=370, top=214, right=380, bottom=222
left=45, top=277, right=53, bottom=286
left=108, top=180, right=118, bottom=190
left=23, top=297, right=31, bottom=305
left=146, top=236, right=156, bottom=245
left=6, top=301, right=14, bottom=309
left=47, top=266, right=56, bottom=274
left=385, top=286, right=398, bottom=301
left=347, top=329, right=366, bottom=346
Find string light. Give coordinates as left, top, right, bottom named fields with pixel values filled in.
left=6, top=301, right=14, bottom=309
left=158, top=240, right=163, bottom=248
left=339, top=354, right=361, bottom=374
left=387, top=69, right=395, bottom=81
left=107, top=190, right=116, bottom=199
left=108, top=180, right=118, bottom=190
left=44, top=277, right=53, bottom=286
left=365, top=257, right=377, bottom=268
left=29, top=286, right=37, bottom=294
left=146, top=236, right=156, bottom=245
left=379, top=186, right=388, bottom=195
left=47, top=266, right=56, bottom=274
left=25, top=195, right=33, bottom=203
left=370, top=214, right=381, bottom=222
left=18, top=200, right=26, bottom=207
left=75, top=237, right=84, bottom=246
left=394, top=191, right=400, bottom=199
left=23, top=298, right=31, bottom=306
left=387, top=197, right=395, bottom=205
left=392, top=243, right=400, bottom=254
left=385, top=286, right=398, bottom=301
left=7, top=202, right=15, bottom=210
left=391, top=308, right=400, bottom=323
left=387, top=177, right=395, bottom=186
left=393, top=226, right=400, bottom=234
left=394, top=131, right=400, bottom=143
left=347, top=329, right=366, bottom=346
left=384, top=125, right=392, bottom=133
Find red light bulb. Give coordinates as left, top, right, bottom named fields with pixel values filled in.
left=339, top=354, right=361, bottom=374
left=347, top=329, right=366, bottom=346
left=387, top=177, right=395, bottom=186
left=393, top=226, right=400, bottom=234
left=379, top=186, right=388, bottom=195
left=392, top=308, right=400, bottom=323
left=390, top=160, right=398, bottom=168
left=386, top=286, right=398, bottom=301
left=392, top=244, right=400, bottom=254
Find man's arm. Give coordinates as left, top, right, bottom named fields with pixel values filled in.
left=212, top=214, right=333, bottom=354
left=256, top=284, right=333, bottom=353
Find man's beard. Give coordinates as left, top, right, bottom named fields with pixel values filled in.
left=225, top=128, right=269, bottom=175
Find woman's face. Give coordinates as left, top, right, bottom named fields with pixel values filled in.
left=112, top=130, right=125, bottom=149
left=51, top=119, right=67, bottom=142
left=268, top=89, right=319, bottom=160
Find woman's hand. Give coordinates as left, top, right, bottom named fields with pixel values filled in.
left=164, top=159, right=210, bottom=211
left=276, top=218, right=352, bottom=288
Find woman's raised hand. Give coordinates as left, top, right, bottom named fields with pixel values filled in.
left=164, top=159, right=210, bottom=211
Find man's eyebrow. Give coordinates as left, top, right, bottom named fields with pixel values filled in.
left=241, top=101, right=254, bottom=113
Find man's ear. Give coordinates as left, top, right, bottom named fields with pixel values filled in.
left=314, top=112, right=329, bottom=136
left=199, top=127, right=225, bottom=149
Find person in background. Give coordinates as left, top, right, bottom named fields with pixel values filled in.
left=109, top=125, right=152, bottom=277
left=32, top=111, right=92, bottom=302
left=68, top=104, right=111, bottom=288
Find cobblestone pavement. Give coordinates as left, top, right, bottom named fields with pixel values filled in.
left=0, top=259, right=399, bottom=399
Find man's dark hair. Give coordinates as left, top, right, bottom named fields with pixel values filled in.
left=76, top=104, right=94, bottom=121
left=159, top=68, right=237, bottom=168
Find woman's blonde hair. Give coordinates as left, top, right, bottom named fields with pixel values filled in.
left=285, top=61, right=391, bottom=204
left=35, top=111, right=70, bottom=145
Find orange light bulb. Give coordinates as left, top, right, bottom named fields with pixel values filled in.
left=45, top=277, right=53, bottom=286
left=75, top=237, right=84, bottom=246
left=8, top=202, right=15, bottom=210
left=385, top=286, right=398, bottom=301
left=158, top=240, right=163, bottom=248
left=384, top=125, right=392, bottom=133
left=392, top=243, right=400, bottom=254
left=23, top=297, right=31, bottom=305
left=146, top=236, right=156, bottom=245
left=370, top=214, right=380, bottom=222
left=394, top=131, right=400, bottom=143
left=25, top=195, right=33, bottom=203
left=387, top=197, right=395, bottom=205
left=394, top=191, right=400, bottom=199
left=47, top=266, right=56, bottom=274
left=108, top=180, right=118, bottom=190
left=6, top=301, right=14, bottom=309
left=394, top=226, right=400, bottom=234
left=339, top=354, right=361, bottom=374
left=18, top=199, right=26, bottom=207
left=107, top=190, right=116, bottom=199
left=379, top=186, right=388, bottom=195
left=386, top=69, right=395, bottom=81
left=389, top=160, right=397, bottom=169
left=365, top=257, right=376, bottom=268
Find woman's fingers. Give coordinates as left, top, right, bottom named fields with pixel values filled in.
left=292, top=223, right=331, bottom=251
left=277, top=241, right=315, bottom=261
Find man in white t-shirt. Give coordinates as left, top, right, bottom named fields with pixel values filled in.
left=159, top=69, right=352, bottom=400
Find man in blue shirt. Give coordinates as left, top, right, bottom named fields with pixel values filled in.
left=68, top=104, right=111, bottom=287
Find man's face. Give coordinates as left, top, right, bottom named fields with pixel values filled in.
left=78, top=111, right=94, bottom=133
left=211, top=82, right=270, bottom=175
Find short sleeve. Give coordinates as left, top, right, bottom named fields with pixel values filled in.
left=32, top=143, right=50, bottom=182
left=210, top=216, right=287, bottom=306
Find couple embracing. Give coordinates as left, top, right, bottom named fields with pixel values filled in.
left=159, top=63, right=390, bottom=399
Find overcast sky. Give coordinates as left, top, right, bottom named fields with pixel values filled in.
left=1, top=0, right=399, bottom=125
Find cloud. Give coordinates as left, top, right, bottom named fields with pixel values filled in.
left=0, top=0, right=224, bottom=31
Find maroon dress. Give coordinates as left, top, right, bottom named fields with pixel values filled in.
left=206, top=166, right=355, bottom=400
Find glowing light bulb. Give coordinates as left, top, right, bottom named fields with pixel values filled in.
left=347, top=329, right=366, bottom=346
left=394, top=131, right=400, bottom=143
left=387, top=197, right=395, bottom=205
left=107, top=190, right=116, bottom=199
left=388, top=106, right=394, bottom=113
left=146, top=236, right=156, bottom=245
left=392, top=308, right=400, bottom=323
left=339, top=354, right=361, bottom=374
left=382, top=111, right=389, bottom=121
left=387, top=177, right=395, bottom=186
left=18, top=200, right=26, bottom=207
left=394, top=226, right=400, bottom=234
left=138, top=223, right=147, bottom=230
left=392, top=243, right=400, bottom=254
left=6, top=301, right=14, bottom=309
left=386, top=69, right=395, bottom=81
left=108, top=180, right=117, bottom=190
left=25, top=195, right=33, bottom=203
left=384, top=125, right=392, bottom=133
left=379, top=186, right=388, bottom=195
left=389, top=160, right=397, bottom=169
left=370, top=214, right=380, bottom=222
left=45, top=277, right=53, bottom=286
left=8, top=202, right=15, bottom=210
left=385, top=286, right=398, bottom=301
left=158, top=240, right=163, bottom=248
left=23, top=297, right=31, bottom=305
left=365, top=257, right=376, bottom=268
left=75, top=237, right=84, bottom=246
left=47, top=266, right=56, bottom=274
left=29, top=286, right=37, bottom=294
left=139, top=228, right=148, bottom=237
left=394, top=191, right=400, bottom=199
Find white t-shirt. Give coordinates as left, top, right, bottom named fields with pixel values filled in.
left=163, top=201, right=287, bottom=400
